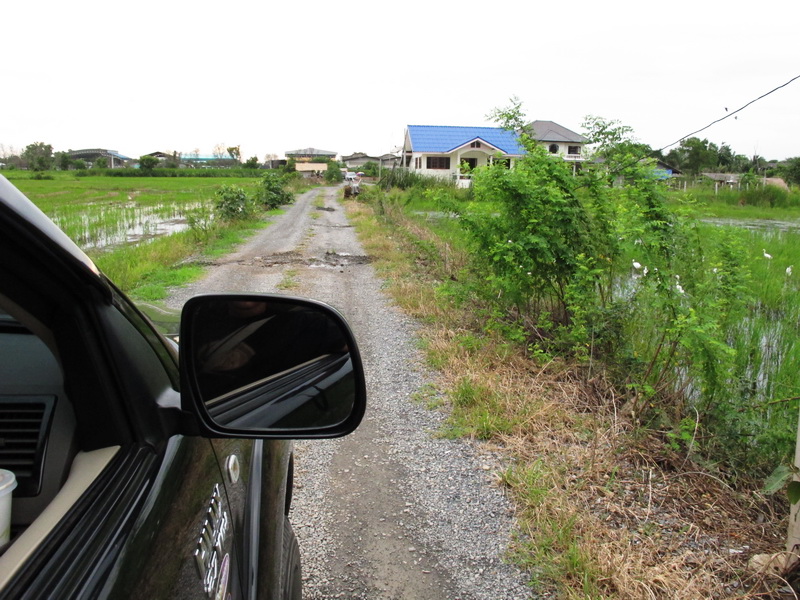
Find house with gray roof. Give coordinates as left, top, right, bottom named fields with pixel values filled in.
left=402, top=125, right=525, bottom=186
left=527, top=120, right=588, bottom=161
left=342, top=152, right=400, bottom=171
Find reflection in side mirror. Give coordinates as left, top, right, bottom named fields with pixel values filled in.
left=180, top=295, right=366, bottom=438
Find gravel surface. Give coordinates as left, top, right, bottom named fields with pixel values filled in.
left=168, top=186, right=533, bottom=599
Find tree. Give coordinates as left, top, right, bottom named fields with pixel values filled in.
left=93, top=157, right=108, bottom=169
left=227, top=146, right=241, bottom=163
left=139, top=155, right=159, bottom=173
left=55, top=152, right=72, bottom=171
left=22, top=142, right=54, bottom=171
left=324, top=163, right=344, bottom=183
left=675, top=137, right=718, bottom=175
left=779, top=157, right=800, bottom=185
left=360, top=161, right=379, bottom=177
left=243, top=156, right=260, bottom=169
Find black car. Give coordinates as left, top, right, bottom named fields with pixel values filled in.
left=0, top=175, right=367, bottom=599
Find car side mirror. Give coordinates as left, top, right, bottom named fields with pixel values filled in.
left=179, top=294, right=366, bottom=438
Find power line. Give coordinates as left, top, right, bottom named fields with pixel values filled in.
left=657, top=73, right=800, bottom=154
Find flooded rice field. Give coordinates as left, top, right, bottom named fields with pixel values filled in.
left=51, top=200, right=204, bottom=249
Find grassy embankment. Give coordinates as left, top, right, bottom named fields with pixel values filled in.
left=346, top=180, right=800, bottom=599
left=8, top=172, right=309, bottom=300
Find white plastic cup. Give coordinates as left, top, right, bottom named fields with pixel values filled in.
left=0, top=469, right=17, bottom=548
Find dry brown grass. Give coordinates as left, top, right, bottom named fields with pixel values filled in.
left=346, top=198, right=793, bottom=599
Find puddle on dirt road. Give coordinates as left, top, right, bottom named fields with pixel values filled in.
left=237, top=251, right=371, bottom=269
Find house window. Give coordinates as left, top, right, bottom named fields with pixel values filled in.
left=470, top=141, right=481, bottom=148
left=568, top=146, right=580, bottom=155
left=415, top=157, right=422, bottom=169
left=548, top=144, right=559, bottom=154
left=426, top=157, right=451, bottom=170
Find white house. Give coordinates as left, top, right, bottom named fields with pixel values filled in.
left=527, top=120, right=587, bottom=161
left=402, top=125, right=525, bottom=186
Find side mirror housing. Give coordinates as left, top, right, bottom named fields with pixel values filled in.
left=179, top=294, right=366, bottom=438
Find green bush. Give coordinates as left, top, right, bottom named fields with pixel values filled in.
left=214, top=185, right=254, bottom=220
left=256, top=171, right=294, bottom=209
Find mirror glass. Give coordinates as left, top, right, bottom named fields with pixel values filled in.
left=185, top=297, right=357, bottom=431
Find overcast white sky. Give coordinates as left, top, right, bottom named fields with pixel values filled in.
left=3, top=0, right=799, bottom=162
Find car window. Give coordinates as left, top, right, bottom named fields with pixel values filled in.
left=109, top=287, right=179, bottom=391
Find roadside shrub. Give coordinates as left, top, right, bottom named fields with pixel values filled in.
left=324, top=165, right=344, bottom=183
left=214, top=185, right=254, bottom=220
left=256, top=171, right=294, bottom=209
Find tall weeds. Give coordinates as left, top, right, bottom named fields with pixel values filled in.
left=370, top=135, right=800, bottom=479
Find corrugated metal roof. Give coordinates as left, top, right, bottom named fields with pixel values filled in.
left=286, top=148, right=337, bottom=157
left=406, top=126, right=525, bottom=155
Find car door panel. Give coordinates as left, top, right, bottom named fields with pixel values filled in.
left=99, top=435, right=235, bottom=600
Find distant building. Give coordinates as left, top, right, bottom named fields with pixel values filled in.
left=67, top=149, right=130, bottom=168
left=295, top=162, right=329, bottom=178
left=286, top=148, right=337, bottom=161
left=342, top=152, right=400, bottom=170
left=342, top=153, right=375, bottom=169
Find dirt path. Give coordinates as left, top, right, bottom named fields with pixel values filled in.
left=168, top=186, right=532, bottom=599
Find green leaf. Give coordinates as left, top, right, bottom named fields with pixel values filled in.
left=764, top=464, right=795, bottom=495
left=788, top=481, right=800, bottom=505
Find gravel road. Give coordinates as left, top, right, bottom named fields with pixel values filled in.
left=168, top=186, right=533, bottom=599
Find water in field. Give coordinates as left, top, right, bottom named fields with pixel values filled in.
left=51, top=201, right=204, bottom=249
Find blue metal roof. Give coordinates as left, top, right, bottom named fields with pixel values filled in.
left=407, top=125, right=525, bottom=155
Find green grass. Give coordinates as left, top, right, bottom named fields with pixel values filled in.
left=10, top=175, right=279, bottom=300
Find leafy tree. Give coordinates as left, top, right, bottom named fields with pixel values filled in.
left=227, top=146, right=241, bottom=163
left=324, top=163, right=343, bottom=183
left=360, top=161, right=380, bottom=177
left=73, top=158, right=87, bottom=170
left=22, top=142, right=54, bottom=171
left=93, top=157, right=108, bottom=169
left=779, top=157, right=800, bottom=185
left=139, top=155, right=159, bottom=174
left=243, top=156, right=260, bottom=169
left=55, top=152, right=72, bottom=171
left=677, top=137, right=719, bottom=175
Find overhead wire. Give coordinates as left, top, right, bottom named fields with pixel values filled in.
left=655, top=73, right=800, bottom=154
left=591, top=73, right=800, bottom=179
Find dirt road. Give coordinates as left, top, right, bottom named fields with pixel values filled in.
left=169, top=186, right=532, bottom=599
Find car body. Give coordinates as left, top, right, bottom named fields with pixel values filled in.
left=0, top=175, right=366, bottom=599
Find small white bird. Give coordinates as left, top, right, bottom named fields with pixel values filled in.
left=675, top=274, right=685, bottom=295
left=787, top=265, right=793, bottom=276
left=763, top=249, right=773, bottom=259
left=632, top=260, right=642, bottom=270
